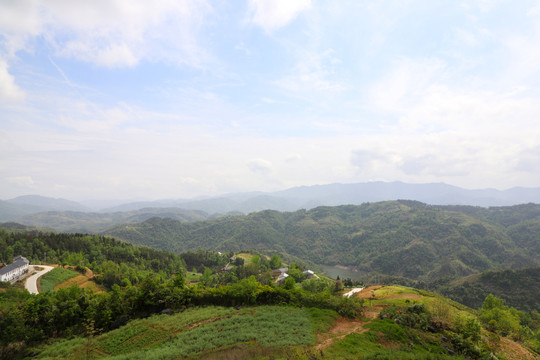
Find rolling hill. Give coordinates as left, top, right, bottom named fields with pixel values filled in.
left=104, top=201, right=540, bottom=281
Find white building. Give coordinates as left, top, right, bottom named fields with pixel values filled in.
left=0, top=255, right=30, bottom=282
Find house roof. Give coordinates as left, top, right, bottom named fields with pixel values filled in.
left=278, top=273, right=289, bottom=281
left=303, top=270, right=314, bottom=275
left=0, top=255, right=29, bottom=276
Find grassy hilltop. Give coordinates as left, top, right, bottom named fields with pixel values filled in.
left=30, top=285, right=540, bottom=360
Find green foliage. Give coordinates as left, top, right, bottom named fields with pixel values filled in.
left=0, top=230, right=186, bottom=290
left=39, top=267, right=78, bottom=292
left=269, top=254, right=282, bottom=269
left=437, top=266, right=540, bottom=312
left=479, top=294, right=523, bottom=338
left=103, top=202, right=540, bottom=282
left=34, top=306, right=315, bottom=360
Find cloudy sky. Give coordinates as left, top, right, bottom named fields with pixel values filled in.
left=1, top=0, right=539, bottom=201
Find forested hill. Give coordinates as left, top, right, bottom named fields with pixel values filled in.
left=436, top=266, right=540, bottom=312
left=105, top=201, right=540, bottom=281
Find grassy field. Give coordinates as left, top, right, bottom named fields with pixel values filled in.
left=54, top=273, right=105, bottom=294
left=39, top=267, right=78, bottom=293
left=33, top=305, right=334, bottom=360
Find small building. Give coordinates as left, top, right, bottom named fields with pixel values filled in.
left=0, top=255, right=30, bottom=282
left=221, top=266, right=234, bottom=273
left=303, top=270, right=315, bottom=279
left=277, top=273, right=289, bottom=283
left=272, top=267, right=289, bottom=276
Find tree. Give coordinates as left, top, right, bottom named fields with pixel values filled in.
left=282, top=276, right=295, bottom=290
left=269, top=254, right=282, bottom=269
left=251, top=255, right=261, bottom=268
left=201, top=267, right=213, bottom=286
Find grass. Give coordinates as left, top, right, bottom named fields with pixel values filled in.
left=185, top=271, right=202, bottom=284
left=55, top=273, right=105, bottom=293
left=33, top=306, right=318, bottom=360
left=31, top=285, right=506, bottom=360
left=325, top=319, right=464, bottom=359
left=236, top=252, right=254, bottom=264
left=39, top=267, right=78, bottom=293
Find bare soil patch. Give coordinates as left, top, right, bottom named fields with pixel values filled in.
left=354, top=285, right=383, bottom=299
left=316, top=317, right=370, bottom=350
left=496, top=337, right=539, bottom=360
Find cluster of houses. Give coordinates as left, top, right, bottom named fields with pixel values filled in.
left=272, top=267, right=315, bottom=283
left=220, top=262, right=316, bottom=284
left=0, top=255, right=30, bottom=282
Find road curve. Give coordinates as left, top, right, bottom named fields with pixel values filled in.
left=25, top=265, right=55, bottom=294
left=343, top=287, right=364, bottom=298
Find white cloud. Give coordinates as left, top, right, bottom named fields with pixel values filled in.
left=0, top=59, right=25, bottom=102
left=247, top=158, right=273, bottom=174
left=247, top=0, right=311, bottom=32
left=276, top=49, right=345, bottom=93
left=0, top=0, right=212, bottom=68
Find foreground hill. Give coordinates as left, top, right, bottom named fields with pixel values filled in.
left=28, top=286, right=540, bottom=359
left=105, top=201, right=540, bottom=281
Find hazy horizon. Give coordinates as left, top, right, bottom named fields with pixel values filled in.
left=3, top=180, right=540, bottom=205
left=2, top=1, right=540, bottom=201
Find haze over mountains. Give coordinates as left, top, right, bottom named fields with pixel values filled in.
left=2, top=182, right=540, bottom=231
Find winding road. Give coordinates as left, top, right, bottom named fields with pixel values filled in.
left=25, top=265, right=55, bottom=294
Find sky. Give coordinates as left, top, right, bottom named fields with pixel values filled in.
left=1, top=0, right=540, bottom=201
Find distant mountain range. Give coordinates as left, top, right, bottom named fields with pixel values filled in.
left=1, top=182, right=540, bottom=229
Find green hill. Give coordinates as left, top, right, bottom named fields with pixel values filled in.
left=104, top=201, right=540, bottom=281
left=1, top=229, right=539, bottom=359
left=27, top=286, right=540, bottom=360
left=436, top=266, right=540, bottom=312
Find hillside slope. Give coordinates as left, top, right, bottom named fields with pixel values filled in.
left=29, top=286, right=540, bottom=360
left=105, top=201, right=540, bottom=281
left=437, top=266, right=540, bottom=312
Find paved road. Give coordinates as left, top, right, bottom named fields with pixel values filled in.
left=25, top=265, right=55, bottom=294
left=343, top=287, right=364, bottom=298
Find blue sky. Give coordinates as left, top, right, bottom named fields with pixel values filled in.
left=1, top=0, right=540, bottom=201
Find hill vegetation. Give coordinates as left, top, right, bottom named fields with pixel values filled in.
left=434, top=266, right=540, bottom=313
left=0, top=229, right=539, bottom=359
left=105, top=201, right=540, bottom=282
left=11, top=208, right=211, bottom=233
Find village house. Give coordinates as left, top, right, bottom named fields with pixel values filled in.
left=277, top=272, right=289, bottom=283
left=303, top=270, right=315, bottom=279
left=221, top=266, right=234, bottom=273
left=0, top=255, right=30, bottom=282
left=271, top=267, right=288, bottom=276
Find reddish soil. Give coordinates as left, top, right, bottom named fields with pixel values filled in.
left=354, top=285, right=383, bottom=299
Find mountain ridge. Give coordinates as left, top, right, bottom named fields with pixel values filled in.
left=3, top=181, right=540, bottom=225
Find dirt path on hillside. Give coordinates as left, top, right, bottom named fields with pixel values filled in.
left=315, top=317, right=370, bottom=350
left=496, top=337, right=540, bottom=360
